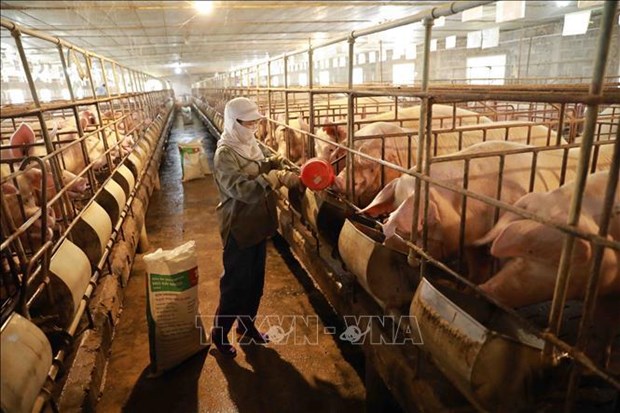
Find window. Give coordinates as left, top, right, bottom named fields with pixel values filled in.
left=319, top=70, right=330, bottom=86
left=392, top=63, right=415, bottom=85
left=353, top=68, right=363, bottom=84
left=298, top=73, right=308, bottom=86
left=466, top=54, right=506, bottom=85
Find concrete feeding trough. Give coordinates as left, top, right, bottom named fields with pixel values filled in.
left=338, top=218, right=417, bottom=311
left=111, top=164, right=135, bottom=197
left=410, top=277, right=547, bottom=412
left=68, top=201, right=113, bottom=272
left=95, top=179, right=127, bottom=225
left=1, top=312, right=52, bottom=413
left=44, top=238, right=92, bottom=328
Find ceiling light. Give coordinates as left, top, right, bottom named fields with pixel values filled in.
left=194, top=1, right=213, bottom=14
left=175, top=66, right=182, bottom=74
left=556, top=1, right=570, bottom=6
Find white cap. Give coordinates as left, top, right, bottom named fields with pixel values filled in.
left=225, top=97, right=263, bottom=121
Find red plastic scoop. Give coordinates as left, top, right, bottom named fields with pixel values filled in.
left=300, top=158, right=335, bottom=191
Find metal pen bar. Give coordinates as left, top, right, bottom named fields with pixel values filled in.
left=564, top=123, right=620, bottom=411
left=544, top=0, right=617, bottom=362
left=346, top=36, right=355, bottom=202
left=409, top=17, right=433, bottom=267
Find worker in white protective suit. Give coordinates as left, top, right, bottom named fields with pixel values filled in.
left=210, top=97, right=303, bottom=358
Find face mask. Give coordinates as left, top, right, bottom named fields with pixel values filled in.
left=241, top=123, right=258, bottom=133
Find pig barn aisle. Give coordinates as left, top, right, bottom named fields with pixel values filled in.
left=95, top=112, right=366, bottom=413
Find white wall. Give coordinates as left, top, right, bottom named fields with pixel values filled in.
left=163, top=73, right=194, bottom=98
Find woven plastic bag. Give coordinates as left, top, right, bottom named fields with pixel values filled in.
left=143, top=240, right=207, bottom=376
left=178, top=140, right=205, bottom=182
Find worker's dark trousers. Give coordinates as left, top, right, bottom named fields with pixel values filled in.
left=212, top=235, right=266, bottom=343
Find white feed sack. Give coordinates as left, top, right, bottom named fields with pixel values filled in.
left=143, top=240, right=207, bottom=376
left=178, top=139, right=211, bottom=181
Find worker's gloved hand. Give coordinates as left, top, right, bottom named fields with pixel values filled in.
left=258, top=154, right=286, bottom=174
left=263, top=169, right=282, bottom=189
left=277, top=171, right=303, bottom=191
left=267, top=154, right=287, bottom=170
left=263, top=170, right=303, bottom=191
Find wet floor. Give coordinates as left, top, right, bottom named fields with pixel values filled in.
left=96, top=112, right=366, bottom=413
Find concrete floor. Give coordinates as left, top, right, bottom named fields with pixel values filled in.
left=96, top=114, right=366, bottom=413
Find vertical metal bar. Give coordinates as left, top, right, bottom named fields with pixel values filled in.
left=120, top=66, right=129, bottom=95
left=409, top=17, right=433, bottom=267
left=284, top=56, right=289, bottom=125
left=528, top=152, right=538, bottom=192
left=58, top=44, right=75, bottom=102
left=556, top=103, right=566, bottom=145
left=565, top=132, right=620, bottom=410
left=544, top=0, right=617, bottom=364
left=346, top=35, right=355, bottom=201
left=494, top=155, right=505, bottom=225
left=11, top=27, right=40, bottom=107
left=112, top=63, right=120, bottom=96
left=458, top=159, right=470, bottom=274
left=308, top=48, right=315, bottom=159
left=379, top=40, right=384, bottom=84
left=99, top=57, right=109, bottom=98
left=420, top=101, right=434, bottom=278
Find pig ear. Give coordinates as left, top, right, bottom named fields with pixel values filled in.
left=321, top=118, right=337, bottom=136
left=10, top=123, right=36, bottom=158
left=276, top=113, right=286, bottom=123
left=337, top=125, right=347, bottom=141
left=490, top=220, right=591, bottom=263
left=2, top=183, right=18, bottom=195
left=383, top=193, right=415, bottom=239
left=298, top=118, right=309, bottom=131
left=359, top=179, right=399, bottom=217
left=80, top=116, right=88, bottom=131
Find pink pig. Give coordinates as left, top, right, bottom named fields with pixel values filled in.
left=366, top=141, right=582, bottom=282
left=474, top=171, right=620, bottom=308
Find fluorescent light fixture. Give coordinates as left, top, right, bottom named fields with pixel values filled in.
left=194, top=1, right=213, bottom=14
left=445, top=35, right=457, bottom=49
left=562, top=9, right=591, bottom=36
left=555, top=1, right=570, bottom=6
left=175, top=66, right=182, bottom=74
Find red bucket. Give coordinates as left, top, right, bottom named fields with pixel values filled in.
left=300, top=158, right=335, bottom=191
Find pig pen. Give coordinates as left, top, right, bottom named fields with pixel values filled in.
left=191, top=3, right=620, bottom=410
left=195, top=93, right=620, bottom=412
left=0, top=19, right=176, bottom=413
